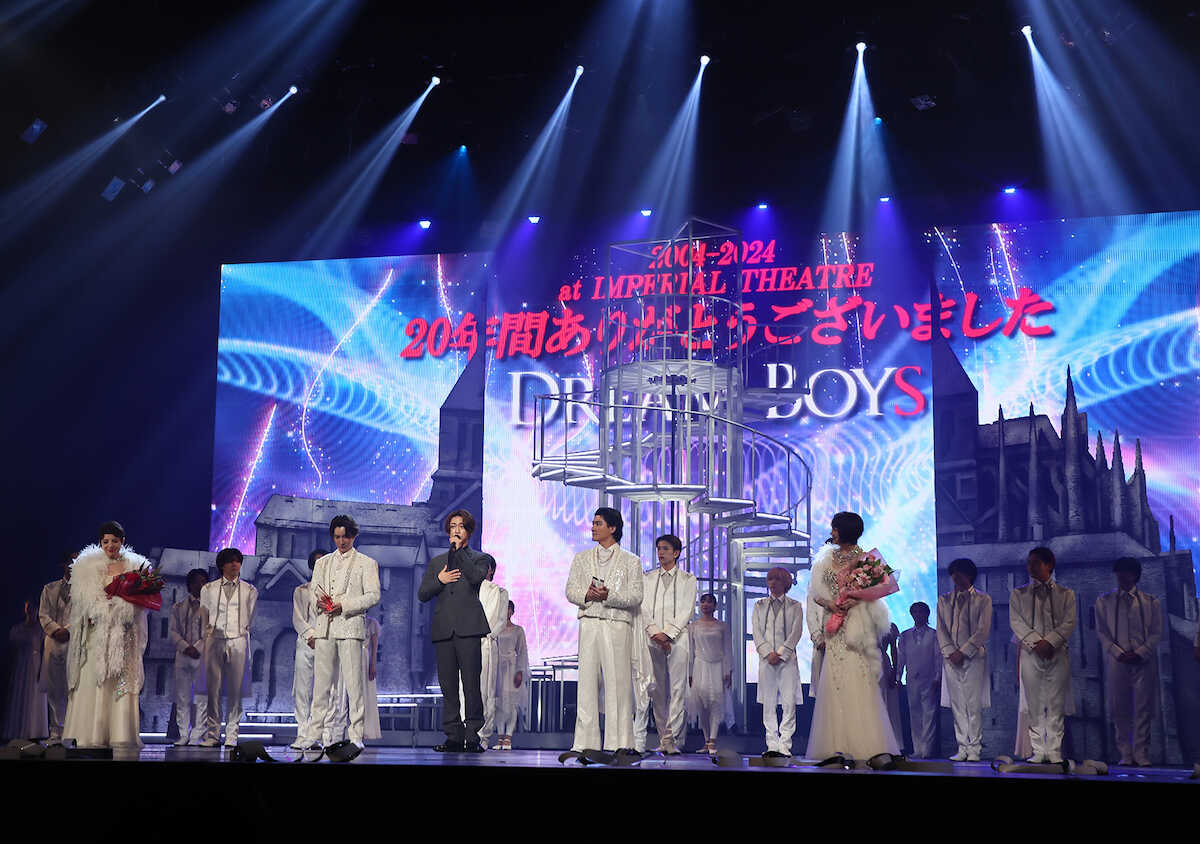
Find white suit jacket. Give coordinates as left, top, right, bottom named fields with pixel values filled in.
left=641, top=566, right=697, bottom=641
left=751, top=595, right=804, bottom=663
left=293, top=583, right=314, bottom=642
left=1094, top=588, right=1161, bottom=663
left=936, top=588, right=993, bottom=659
left=1009, top=579, right=1076, bottom=653
left=480, top=580, right=510, bottom=640
left=310, top=548, right=381, bottom=640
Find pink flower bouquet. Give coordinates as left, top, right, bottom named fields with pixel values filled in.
left=825, top=548, right=899, bottom=637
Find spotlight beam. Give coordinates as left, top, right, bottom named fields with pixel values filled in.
left=634, top=61, right=707, bottom=230
left=295, top=79, right=439, bottom=259
left=0, top=94, right=165, bottom=247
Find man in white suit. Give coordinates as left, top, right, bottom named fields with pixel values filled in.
left=475, top=558, right=509, bottom=749
left=1095, top=557, right=1162, bottom=766
left=1010, top=546, right=1076, bottom=764
left=199, top=548, right=258, bottom=748
left=937, top=558, right=992, bottom=761
left=300, top=514, right=380, bottom=760
left=641, top=533, right=696, bottom=754
left=169, top=568, right=210, bottom=745
left=752, top=566, right=804, bottom=757
left=898, top=601, right=941, bottom=758
left=289, top=549, right=325, bottom=750
left=37, top=553, right=73, bottom=742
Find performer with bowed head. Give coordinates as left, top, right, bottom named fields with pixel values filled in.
left=897, top=601, right=941, bottom=758
left=473, top=558, right=509, bottom=750
left=168, top=568, right=210, bottom=745
left=494, top=600, right=529, bottom=749
left=418, top=509, right=492, bottom=753
left=289, top=549, right=325, bottom=750
left=4, top=597, right=47, bottom=741
left=302, top=515, right=380, bottom=760
left=937, top=558, right=992, bottom=761
left=1095, top=557, right=1162, bottom=766
left=1009, top=546, right=1076, bottom=764
left=640, top=533, right=696, bottom=754
left=199, top=548, right=257, bottom=748
left=63, top=521, right=155, bottom=749
left=752, top=567, right=804, bottom=757
left=565, top=507, right=644, bottom=754
left=688, top=592, right=733, bottom=755
left=805, top=511, right=901, bottom=761
left=37, top=552, right=74, bottom=743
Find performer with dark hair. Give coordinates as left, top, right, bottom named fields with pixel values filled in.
left=640, top=533, right=696, bottom=754
left=37, top=551, right=74, bottom=742
left=937, top=557, right=992, bottom=761
left=418, top=509, right=492, bottom=753
left=1095, top=557, right=1162, bottom=766
left=5, top=597, right=46, bottom=741
left=1010, top=546, right=1076, bottom=763
left=476, top=558, right=509, bottom=749
left=199, top=547, right=257, bottom=748
left=687, top=593, right=733, bottom=755
left=898, top=601, right=940, bottom=758
left=63, top=521, right=151, bottom=749
left=169, top=568, right=210, bottom=745
left=565, top=507, right=644, bottom=753
left=289, top=548, right=326, bottom=750
left=301, top=515, right=380, bottom=759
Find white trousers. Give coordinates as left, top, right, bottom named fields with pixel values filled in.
left=1019, top=649, right=1070, bottom=761
left=204, top=636, right=248, bottom=745
left=758, top=659, right=799, bottom=754
left=308, top=637, right=365, bottom=746
left=173, top=654, right=208, bottom=742
left=905, top=681, right=939, bottom=757
left=649, top=637, right=689, bottom=747
left=573, top=617, right=633, bottom=752
left=477, top=637, right=499, bottom=743
left=45, top=654, right=68, bottom=741
left=944, top=657, right=986, bottom=756
left=293, top=638, right=315, bottom=740
left=1106, top=657, right=1155, bottom=764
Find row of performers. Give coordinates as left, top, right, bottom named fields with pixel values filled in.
left=8, top=509, right=1188, bottom=764
left=564, top=508, right=1181, bottom=765
left=6, top=514, right=530, bottom=760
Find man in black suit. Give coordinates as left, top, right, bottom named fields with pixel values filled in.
left=418, top=508, right=494, bottom=752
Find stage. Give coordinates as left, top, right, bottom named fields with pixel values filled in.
left=8, top=745, right=1195, bottom=834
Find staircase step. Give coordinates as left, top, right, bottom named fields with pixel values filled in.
left=731, top=528, right=807, bottom=544
left=744, top=559, right=808, bottom=572
left=713, top=512, right=791, bottom=529
left=688, top=496, right=755, bottom=515
left=608, top=483, right=707, bottom=503
left=742, top=544, right=812, bottom=558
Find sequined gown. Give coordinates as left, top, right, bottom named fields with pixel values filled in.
left=805, top=543, right=900, bottom=760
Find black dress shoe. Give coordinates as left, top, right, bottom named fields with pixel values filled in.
left=762, top=750, right=787, bottom=758
left=463, top=741, right=486, bottom=753
left=434, top=740, right=465, bottom=752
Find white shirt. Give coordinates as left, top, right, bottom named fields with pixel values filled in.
left=201, top=577, right=257, bottom=639
left=641, top=565, right=697, bottom=640
left=564, top=545, right=644, bottom=625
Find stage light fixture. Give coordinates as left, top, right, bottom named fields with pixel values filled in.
left=576, top=65, right=584, bottom=76
left=1003, top=186, right=1017, bottom=194
left=879, top=196, right=891, bottom=203
left=459, top=144, right=467, bottom=153
left=431, top=76, right=441, bottom=86
left=873, top=116, right=882, bottom=125
left=700, top=55, right=710, bottom=66
left=1022, top=25, right=1032, bottom=36
left=289, top=85, right=298, bottom=95
left=757, top=202, right=768, bottom=209
left=856, top=42, right=866, bottom=53
left=640, top=208, right=652, bottom=217
left=19, top=118, right=47, bottom=144
left=418, top=219, right=431, bottom=229
left=527, top=215, right=541, bottom=224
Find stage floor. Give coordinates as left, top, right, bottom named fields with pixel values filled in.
left=52, top=743, right=1200, bottom=782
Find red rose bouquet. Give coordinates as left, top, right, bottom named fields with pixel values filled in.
left=825, top=548, right=899, bottom=637
left=105, top=564, right=167, bottom=611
